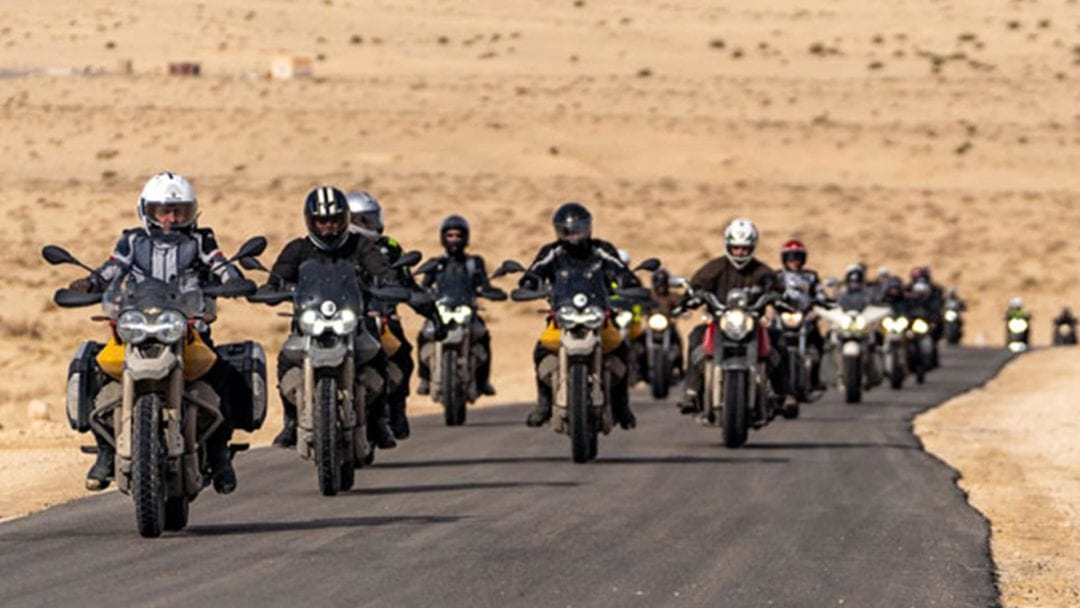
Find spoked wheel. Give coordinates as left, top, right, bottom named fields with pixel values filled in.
left=132, top=393, right=166, bottom=538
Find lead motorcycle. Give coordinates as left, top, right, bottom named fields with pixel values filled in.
left=415, top=258, right=507, bottom=426
left=250, top=255, right=416, bottom=496
left=817, top=302, right=891, bottom=403
left=45, top=238, right=266, bottom=538
left=508, top=261, right=651, bottom=463
left=678, top=281, right=779, bottom=448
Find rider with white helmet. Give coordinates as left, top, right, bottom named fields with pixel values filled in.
left=67, top=171, right=250, bottom=494
left=676, top=218, right=779, bottom=414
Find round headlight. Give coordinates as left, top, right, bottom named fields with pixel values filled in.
left=648, top=314, right=670, bottom=332
left=155, top=310, right=187, bottom=344
left=117, top=310, right=148, bottom=344
left=615, top=310, right=634, bottom=328
left=299, top=309, right=320, bottom=335
left=721, top=309, right=753, bottom=340
left=1008, top=318, right=1028, bottom=334
left=780, top=311, right=804, bottom=329
left=944, top=310, right=958, bottom=322
left=320, top=300, right=338, bottom=317
left=337, top=309, right=358, bottom=335
left=572, top=293, right=589, bottom=308
left=912, top=318, right=930, bottom=334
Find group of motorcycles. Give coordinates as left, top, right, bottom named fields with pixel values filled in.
left=44, top=231, right=966, bottom=536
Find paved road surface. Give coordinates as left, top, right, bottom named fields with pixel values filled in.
left=0, top=348, right=1011, bottom=607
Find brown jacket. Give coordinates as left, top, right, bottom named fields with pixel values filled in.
left=689, top=256, right=775, bottom=298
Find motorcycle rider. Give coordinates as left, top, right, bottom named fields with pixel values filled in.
left=67, top=172, right=250, bottom=493
left=837, top=264, right=870, bottom=310
left=776, top=239, right=826, bottom=389
left=415, top=214, right=502, bottom=398
left=676, top=218, right=780, bottom=415
left=346, top=190, right=429, bottom=440
left=267, top=186, right=400, bottom=451
left=518, top=202, right=640, bottom=429
left=1054, top=306, right=1077, bottom=328
left=649, top=268, right=684, bottom=375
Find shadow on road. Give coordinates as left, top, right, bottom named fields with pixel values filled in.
left=355, top=481, right=579, bottom=495
left=377, top=456, right=568, bottom=468
left=594, top=455, right=791, bottom=465
left=747, top=442, right=916, bottom=451
left=185, top=515, right=462, bottom=536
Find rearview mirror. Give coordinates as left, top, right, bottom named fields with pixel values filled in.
left=491, top=260, right=526, bottom=279
left=392, top=250, right=422, bottom=269
left=633, top=257, right=661, bottom=273
left=233, top=236, right=267, bottom=262
left=239, top=257, right=269, bottom=273
left=416, top=258, right=440, bottom=275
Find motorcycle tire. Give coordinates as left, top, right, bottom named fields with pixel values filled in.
left=315, top=376, right=341, bottom=497
left=650, top=349, right=670, bottom=400
left=843, top=356, right=862, bottom=404
left=442, top=350, right=466, bottom=426
left=569, top=362, right=592, bottom=463
left=132, top=392, right=166, bottom=538
left=722, top=370, right=749, bottom=448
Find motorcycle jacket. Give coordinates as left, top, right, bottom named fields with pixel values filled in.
left=89, top=227, right=241, bottom=290
left=687, top=256, right=775, bottom=300
left=776, top=268, right=822, bottom=308
left=421, top=252, right=494, bottom=297
left=520, top=238, right=641, bottom=290
left=268, top=232, right=396, bottom=289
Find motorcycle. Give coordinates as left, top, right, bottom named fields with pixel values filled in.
left=508, top=261, right=651, bottom=463
left=880, top=313, right=910, bottom=389
left=680, top=282, right=778, bottom=448
left=250, top=254, right=416, bottom=496
left=907, top=315, right=935, bottom=384
left=1052, top=320, right=1077, bottom=346
left=609, top=258, right=662, bottom=388
left=415, top=258, right=507, bottom=426
left=44, top=238, right=266, bottom=538
left=1006, top=313, right=1031, bottom=353
left=772, top=287, right=824, bottom=418
left=643, top=306, right=681, bottom=400
left=817, top=302, right=891, bottom=403
left=944, top=300, right=964, bottom=345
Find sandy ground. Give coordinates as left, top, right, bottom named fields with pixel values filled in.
left=917, top=348, right=1080, bottom=608
left=0, top=0, right=1078, bottom=597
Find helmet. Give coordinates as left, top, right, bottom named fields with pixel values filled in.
left=652, top=268, right=671, bottom=292
left=844, top=263, right=865, bottom=285
left=1009, top=297, right=1023, bottom=309
left=304, top=186, right=351, bottom=251
left=618, top=249, right=631, bottom=266
left=439, top=214, right=470, bottom=253
left=552, top=202, right=592, bottom=247
left=877, top=266, right=891, bottom=279
left=910, top=266, right=927, bottom=281
left=780, top=239, right=807, bottom=267
left=346, top=191, right=383, bottom=237
left=723, top=218, right=758, bottom=269
left=884, top=276, right=904, bottom=298
left=137, top=172, right=198, bottom=238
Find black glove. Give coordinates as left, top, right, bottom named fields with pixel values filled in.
left=68, top=277, right=93, bottom=293
left=431, top=315, right=449, bottom=341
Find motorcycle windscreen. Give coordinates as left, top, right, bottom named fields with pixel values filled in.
left=103, top=273, right=204, bottom=319
left=294, top=258, right=363, bottom=317
left=433, top=265, right=477, bottom=307
left=550, top=266, right=608, bottom=310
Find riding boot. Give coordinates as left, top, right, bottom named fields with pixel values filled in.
left=526, top=377, right=553, bottom=427
left=207, top=426, right=237, bottom=495
left=366, top=398, right=397, bottom=450
left=85, top=431, right=115, bottom=491
left=272, top=397, right=297, bottom=448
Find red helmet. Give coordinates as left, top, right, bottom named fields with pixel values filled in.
left=780, top=239, right=807, bottom=266
left=910, top=266, right=927, bottom=281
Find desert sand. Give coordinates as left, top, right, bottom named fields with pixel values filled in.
left=918, top=348, right=1080, bottom=607
left=0, top=0, right=1078, bottom=601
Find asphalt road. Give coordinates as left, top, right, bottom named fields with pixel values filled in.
left=0, top=348, right=1011, bottom=608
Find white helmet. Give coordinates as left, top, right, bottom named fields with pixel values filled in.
left=723, top=218, right=758, bottom=269
left=617, top=248, right=631, bottom=266
left=1009, top=297, right=1023, bottom=309
left=137, top=172, right=197, bottom=234
left=346, top=191, right=383, bottom=238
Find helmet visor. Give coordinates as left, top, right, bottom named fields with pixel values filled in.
left=555, top=218, right=591, bottom=245
left=145, top=201, right=197, bottom=231
left=307, top=212, right=348, bottom=242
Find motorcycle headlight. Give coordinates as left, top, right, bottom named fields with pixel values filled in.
left=780, top=311, right=804, bottom=329
left=647, top=313, right=670, bottom=332
left=720, top=309, right=754, bottom=340
left=436, top=304, right=472, bottom=325
left=334, top=308, right=358, bottom=335
left=299, top=309, right=320, bottom=335
left=116, top=310, right=149, bottom=344
left=154, top=310, right=187, bottom=344
left=883, top=316, right=909, bottom=333
left=614, top=309, right=634, bottom=328
left=944, top=310, right=958, bottom=322
left=912, top=318, right=930, bottom=334
left=840, top=314, right=866, bottom=332
left=557, top=305, right=605, bottom=329
left=1008, top=318, right=1028, bottom=334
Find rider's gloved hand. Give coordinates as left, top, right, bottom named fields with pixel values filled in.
left=431, top=315, right=449, bottom=341
left=68, top=277, right=94, bottom=293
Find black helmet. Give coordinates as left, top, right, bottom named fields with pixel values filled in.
left=304, top=186, right=351, bottom=251
left=884, top=276, right=904, bottom=298
left=440, top=214, right=470, bottom=253
left=844, top=263, right=865, bottom=286
left=552, top=202, right=592, bottom=247
left=652, top=268, right=671, bottom=291
left=347, top=191, right=383, bottom=236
